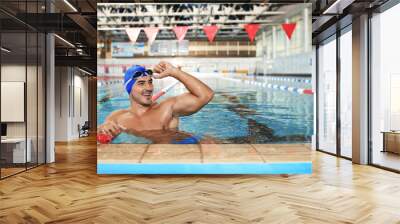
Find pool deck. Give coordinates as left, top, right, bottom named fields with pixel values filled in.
left=98, top=144, right=312, bottom=174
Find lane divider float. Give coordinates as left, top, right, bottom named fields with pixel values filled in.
left=261, top=77, right=312, bottom=84
left=225, top=78, right=313, bottom=95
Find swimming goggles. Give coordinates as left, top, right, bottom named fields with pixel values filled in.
left=130, top=69, right=153, bottom=79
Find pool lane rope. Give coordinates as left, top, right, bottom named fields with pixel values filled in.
left=224, top=77, right=313, bottom=95
left=261, top=82, right=314, bottom=95
left=262, top=77, right=311, bottom=84
left=97, top=81, right=180, bottom=144
left=246, top=80, right=313, bottom=95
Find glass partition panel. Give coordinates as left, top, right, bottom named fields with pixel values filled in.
left=317, top=36, right=337, bottom=154
left=371, top=4, right=400, bottom=171
left=339, top=29, right=352, bottom=158
left=0, top=0, right=47, bottom=178
left=0, top=8, right=28, bottom=177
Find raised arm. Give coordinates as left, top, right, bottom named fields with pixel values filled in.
left=153, top=61, right=214, bottom=116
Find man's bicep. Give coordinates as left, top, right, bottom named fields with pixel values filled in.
left=172, top=93, right=202, bottom=116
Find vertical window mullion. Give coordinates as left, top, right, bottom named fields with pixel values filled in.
left=0, top=16, right=2, bottom=179
left=25, top=0, right=28, bottom=171
left=316, top=45, right=319, bottom=150
left=36, top=0, right=39, bottom=167
left=367, top=11, right=373, bottom=165
left=336, top=27, right=341, bottom=157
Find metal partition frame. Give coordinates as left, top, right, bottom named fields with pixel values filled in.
left=0, top=1, right=48, bottom=180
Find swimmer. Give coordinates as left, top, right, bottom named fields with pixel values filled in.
left=98, top=61, right=214, bottom=142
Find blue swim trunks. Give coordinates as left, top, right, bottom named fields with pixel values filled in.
left=171, top=135, right=201, bottom=144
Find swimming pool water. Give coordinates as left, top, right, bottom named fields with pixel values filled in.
left=97, top=74, right=314, bottom=144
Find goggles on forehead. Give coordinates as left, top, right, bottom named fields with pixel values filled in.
left=130, top=69, right=153, bottom=79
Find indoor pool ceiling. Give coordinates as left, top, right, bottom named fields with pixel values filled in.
left=97, top=2, right=312, bottom=41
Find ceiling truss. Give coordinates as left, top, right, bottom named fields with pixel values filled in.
left=97, top=3, right=308, bottom=42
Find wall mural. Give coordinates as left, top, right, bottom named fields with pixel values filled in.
left=97, top=3, right=313, bottom=174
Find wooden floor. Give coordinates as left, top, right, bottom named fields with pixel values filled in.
left=1, top=167, right=26, bottom=178
left=1, top=136, right=400, bottom=223
left=373, top=151, right=400, bottom=171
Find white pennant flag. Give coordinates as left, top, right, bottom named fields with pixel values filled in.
left=125, top=28, right=141, bottom=43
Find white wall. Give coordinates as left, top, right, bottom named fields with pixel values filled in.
left=54, top=67, right=89, bottom=141
left=55, top=67, right=68, bottom=141
left=1, top=63, right=46, bottom=163
left=1, top=65, right=26, bottom=139
left=1, top=65, right=32, bottom=135
left=72, top=73, right=89, bottom=138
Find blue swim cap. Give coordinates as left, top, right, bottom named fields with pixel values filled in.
left=124, top=65, right=147, bottom=94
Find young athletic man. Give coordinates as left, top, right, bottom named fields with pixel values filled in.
left=98, top=61, right=214, bottom=143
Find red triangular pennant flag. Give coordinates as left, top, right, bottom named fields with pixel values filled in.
left=144, top=27, right=159, bottom=44
left=125, top=28, right=141, bottom=43
left=173, top=26, right=189, bottom=42
left=244, top=24, right=260, bottom=43
left=281, top=23, right=297, bottom=40
left=203, top=25, right=219, bottom=43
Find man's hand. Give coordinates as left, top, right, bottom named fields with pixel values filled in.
left=98, top=120, right=122, bottom=136
left=153, top=61, right=180, bottom=79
